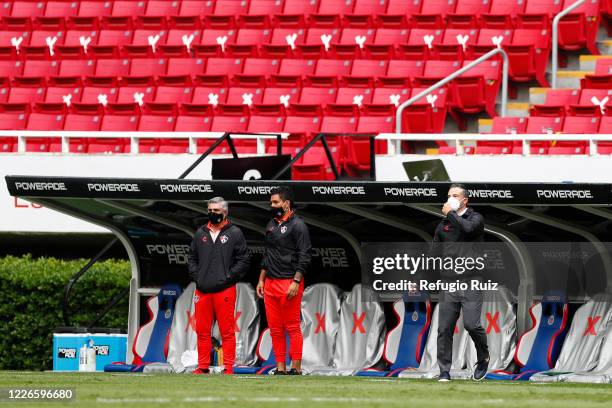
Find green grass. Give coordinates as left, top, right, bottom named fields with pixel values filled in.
left=0, top=371, right=611, bottom=408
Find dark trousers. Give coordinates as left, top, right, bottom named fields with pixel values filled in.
left=437, top=288, right=489, bottom=373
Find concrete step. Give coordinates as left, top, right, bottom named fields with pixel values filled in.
left=579, top=55, right=612, bottom=72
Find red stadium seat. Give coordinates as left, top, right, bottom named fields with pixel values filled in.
left=293, top=146, right=341, bottom=180
left=175, top=103, right=214, bottom=133
left=64, top=29, right=99, bottom=46
left=595, top=58, right=612, bottom=75
left=214, top=0, right=249, bottom=16
left=129, top=58, right=168, bottom=76
left=248, top=104, right=286, bottom=132
left=400, top=87, right=448, bottom=133
left=59, top=59, right=95, bottom=77
left=305, top=27, right=340, bottom=45
left=81, top=85, right=119, bottom=104
left=95, top=58, right=130, bottom=76
left=371, top=86, right=411, bottom=105
left=98, top=29, right=133, bottom=47
left=167, top=57, right=206, bottom=76
left=506, top=28, right=551, bottom=87
left=263, top=85, right=301, bottom=105
left=100, top=103, right=140, bottom=131
left=211, top=104, right=250, bottom=132
left=45, top=79, right=82, bottom=104
left=87, top=137, right=129, bottom=154
left=146, top=0, right=180, bottom=16
left=226, top=86, right=264, bottom=105
left=117, top=81, right=156, bottom=104
left=0, top=136, right=17, bottom=152
left=491, top=116, right=527, bottom=133
left=556, top=0, right=601, bottom=54
left=373, top=28, right=410, bottom=45
left=11, top=1, right=45, bottom=18
left=525, top=116, right=563, bottom=134
left=386, top=60, right=425, bottom=79
left=320, top=104, right=359, bottom=133
left=8, top=78, right=46, bottom=103
left=249, top=0, right=284, bottom=15
left=283, top=104, right=322, bottom=138
left=45, top=1, right=79, bottom=17
left=180, top=1, right=215, bottom=16
left=192, top=77, right=229, bottom=105
left=453, top=60, right=501, bottom=118
left=154, top=85, right=194, bottom=104
left=235, top=28, right=272, bottom=45
left=22, top=60, right=59, bottom=78
left=278, top=58, right=316, bottom=76
left=561, top=116, right=600, bottom=133
left=581, top=74, right=612, bottom=89
left=138, top=103, right=177, bottom=132
left=63, top=103, right=103, bottom=132
left=78, top=1, right=113, bottom=17
left=299, top=83, right=338, bottom=104
left=112, top=1, right=146, bottom=17
left=386, top=0, right=424, bottom=15
left=204, top=57, right=244, bottom=75
left=351, top=59, right=389, bottom=77
left=0, top=103, right=29, bottom=130
left=242, top=58, right=280, bottom=76
left=336, top=87, right=374, bottom=105
left=315, top=59, right=353, bottom=76
left=27, top=102, right=66, bottom=130
left=28, top=30, right=65, bottom=47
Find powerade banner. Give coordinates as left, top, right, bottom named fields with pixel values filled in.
left=6, top=176, right=612, bottom=205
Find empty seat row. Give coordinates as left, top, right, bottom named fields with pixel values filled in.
left=532, top=88, right=612, bottom=117
left=0, top=0, right=601, bottom=25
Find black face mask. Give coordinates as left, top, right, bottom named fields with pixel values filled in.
left=270, top=206, right=284, bottom=219
left=208, top=212, right=224, bottom=225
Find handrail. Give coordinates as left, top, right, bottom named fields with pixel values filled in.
left=552, top=0, right=586, bottom=89
left=396, top=47, right=509, bottom=134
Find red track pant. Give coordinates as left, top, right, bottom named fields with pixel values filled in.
left=264, top=278, right=304, bottom=362
left=194, top=285, right=236, bottom=373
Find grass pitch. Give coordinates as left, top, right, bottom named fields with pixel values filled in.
left=0, top=371, right=611, bottom=408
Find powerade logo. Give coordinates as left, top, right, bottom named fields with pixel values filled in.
left=159, top=184, right=213, bottom=193
left=237, top=186, right=276, bottom=195
left=383, top=187, right=437, bottom=197
left=536, top=190, right=593, bottom=199
left=312, top=186, right=366, bottom=195
left=14, top=182, right=67, bottom=191
left=57, top=348, right=77, bottom=358
left=87, top=183, right=140, bottom=192
left=469, top=190, right=514, bottom=199
left=146, top=244, right=190, bottom=265
left=93, top=345, right=110, bottom=356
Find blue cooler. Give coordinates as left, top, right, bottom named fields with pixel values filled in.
left=53, top=333, right=127, bottom=371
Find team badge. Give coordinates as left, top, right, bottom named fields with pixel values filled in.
left=164, top=309, right=172, bottom=319
left=280, top=225, right=287, bottom=234
left=547, top=315, right=555, bottom=325
left=201, top=236, right=208, bottom=242
left=412, top=311, right=419, bottom=322
left=220, top=235, right=228, bottom=244
left=193, top=294, right=199, bottom=304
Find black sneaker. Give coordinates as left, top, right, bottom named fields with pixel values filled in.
left=438, top=371, right=451, bottom=382
left=473, top=358, right=489, bottom=381
left=273, top=369, right=288, bottom=375
left=288, top=368, right=302, bottom=375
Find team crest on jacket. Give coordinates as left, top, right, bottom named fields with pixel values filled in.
left=220, top=235, right=228, bottom=244
left=412, top=311, right=419, bottom=322
left=548, top=315, right=555, bottom=325
left=280, top=225, right=287, bottom=234
left=193, top=294, right=199, bottom=304
left=201, top=236, right=208, bottom=242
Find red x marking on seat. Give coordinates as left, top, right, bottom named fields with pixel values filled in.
left=584, top=315, right=601, bottom=336
left=486, top=311, right=501, bottom=334
left=352, top=312, right=366, bottom=334
left=315, top=312, right=326, bottom=334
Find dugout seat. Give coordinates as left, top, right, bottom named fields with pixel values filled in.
left=104, top=284, right=183, bottom=373
left=530, top=293, right=612, bottom=382
left=309, top=284, right=386, bottom=376
left=301, top=283, right=343, bottom=371
left=357, top=293, right=432, bottom=377
left=398, top=303, right=470, bottom=379
left=452, top=286, right=517, bottom=379
left=486, top=292, right=569, bottom=381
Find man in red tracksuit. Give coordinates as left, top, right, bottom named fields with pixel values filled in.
left=188, top=197, right=250, bottom=375
left=257, top=187, right=312, bottom=375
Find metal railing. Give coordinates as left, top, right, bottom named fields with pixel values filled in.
left=396, top=47, right=509, bottom=137
left=552, top=0, right=586, bottom=89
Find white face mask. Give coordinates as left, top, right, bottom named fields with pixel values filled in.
left=447, top=196, right=462, bottom=212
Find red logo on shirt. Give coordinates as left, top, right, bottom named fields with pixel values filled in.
left=201, top=236, right=208, bottom=242
left=443, top=225, right=450, bottom=232
left=220, top=235, right=228, bottom=244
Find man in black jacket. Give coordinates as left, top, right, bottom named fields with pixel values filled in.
left=257, top=186, right=311, bottom=375
left=188, top=197, right=250, bottom=375
left=434, top=184, right=489, bottom=382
